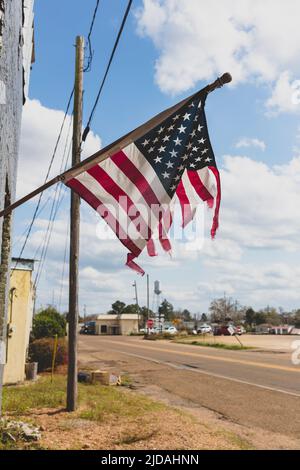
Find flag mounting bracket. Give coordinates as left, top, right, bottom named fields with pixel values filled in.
left=205, top=72, right=232, bottom=95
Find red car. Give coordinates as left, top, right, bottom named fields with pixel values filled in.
left=213, top=325, right=231, bottom=336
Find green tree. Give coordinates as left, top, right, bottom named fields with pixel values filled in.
left=139, top=306, right=154, bottom=326
left=201, top=313, right=208, bottom=323
left=108, top=301, right=126, bottom=315
left=123, top=303, right=139, bottom=314
left=254, top=311, right=267, bottom=325
left=258, top=307, right=281, bottom=326
left=181, top=309, right=192, bottom=321
left=32, top=307, right=66, bottom=339
left=159, top=299, right=175, bottom=322
left=293, top=310, right=300, bottom=328
left=245, top=308, right=256, bottom=326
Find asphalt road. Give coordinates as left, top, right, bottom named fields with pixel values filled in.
left=80, top=335, right=300, bottom=395
left=78, top=335, right=300, bottom=443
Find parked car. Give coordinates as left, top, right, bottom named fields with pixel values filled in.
left=79, top=321, right=96, bottom=335
left=197, top=324, right=212, bottom=334
left=163, top=326, right=178, bottom=335
left=235, top=325, right=245, bottom=335
left=213, top=325, right=231, bottom=336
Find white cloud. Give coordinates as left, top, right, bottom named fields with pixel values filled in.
left=136, top=0, right=300, bottom=109
left=200, top=259, right=300, bottom=307
left=14, top=99, right=300, bottom=313
left=18, top=152, right=300, bottom=313
left=219, top=155, right=300, bottom=251
left=17, top=99, right=101, bottom=198
left=265, top=71, right=300, bottom=116
left=235, top=137, right=266, bottom=151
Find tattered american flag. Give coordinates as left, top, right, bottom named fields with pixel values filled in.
left=65, top=90, right=220, bottom=275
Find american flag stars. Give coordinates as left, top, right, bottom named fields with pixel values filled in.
left=67, top=88, right=220, bottom=277
left=135, top=96, right=216, bottom=196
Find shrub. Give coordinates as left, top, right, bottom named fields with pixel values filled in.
left=32, top=307, right=66, bottom=340
left=29, top=338, right=68, bottom=372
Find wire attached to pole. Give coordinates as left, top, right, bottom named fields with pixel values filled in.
left=12, top=89, right=74, bottom=272
left=84, top=0, right=101, bottom=73
left=82, top=0, right=133, bottom=142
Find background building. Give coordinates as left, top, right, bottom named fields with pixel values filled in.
left=4, top=258, right=35, bottom=385
left=96, top=314, right=139, bottom=336
left=0, top=0, right=34, bottom=406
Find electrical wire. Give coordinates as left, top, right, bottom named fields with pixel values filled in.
left=82, top=0, right=133, bottom=142
left=84, top=0, right=101, bottom=72
left=12, top=194, right=52, bottom=249
left=58, top=216, right=70, bottom=313
left=12, top=88, right=74, bottom=272
left=33, top=136, right=73, bottom=289
left=15, top=0, right=133, bottom=296
left=14, top=0, right=103, bottom=267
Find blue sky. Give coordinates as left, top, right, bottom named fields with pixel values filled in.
left=13, top=0, right=300, bottom=315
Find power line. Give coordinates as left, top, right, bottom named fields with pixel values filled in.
left=84, top=0, right=101, bottom=73
left=12, top=194, right=52, bottom=249
left=58, top=216, right=70, bottom=313
left=33, top=136, right=73, bottom=289
left=82, top=0, right=133, bottom=142
left=15, top=0, right=133, bottom=295
left=13, top=0, right=102, bottom=267
left=17, top=0, right=101, bottom=286
left=12, top=88, right=74, bottom=272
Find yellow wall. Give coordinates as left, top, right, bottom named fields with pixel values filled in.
left=120, top=319, right=138, bottom=335
left=3, top=268, right=34, bottom=384
left=95, top=319, right=138, bottom=335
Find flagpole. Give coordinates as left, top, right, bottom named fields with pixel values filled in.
left=0, top=73, right=232, bottom=220
left=66, top=35, right=84, bottom=412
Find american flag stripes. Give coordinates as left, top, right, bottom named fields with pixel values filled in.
left=65, top=90, right=220, bottom=275
left=176, top=100, right=221, bottom=238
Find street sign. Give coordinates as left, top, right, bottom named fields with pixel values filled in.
left=147, top=319, right=154, bottom=328
left=227, top=325, right=235, bottom=336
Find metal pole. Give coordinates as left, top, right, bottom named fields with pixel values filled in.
left=133, top=281, right=139, bottom=330
left=51, top=334, right=58, bottom=383
left=146, top=274, right=149, bottom=330
left=66, top=36, right=84, bottom=412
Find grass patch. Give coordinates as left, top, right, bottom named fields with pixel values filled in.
left=174, top=339, right=253, bottom=350
left=78, top=384, right=164, bottom=422
left=216, top=430, right=254, bottom=450
left=3, top=376, right=67, bottom=415
left=120, top=373, right=132, bottom=387
left=2, top=373, right=254, bottom=450
left=3, top=374, right=164, bottom=424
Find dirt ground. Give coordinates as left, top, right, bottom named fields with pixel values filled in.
left=2, top=371, right=252, bottom=450
left=23, top=402, right=251, bottom=450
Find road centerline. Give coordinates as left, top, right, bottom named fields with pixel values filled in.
left=95, top=338, right=300, bottom=374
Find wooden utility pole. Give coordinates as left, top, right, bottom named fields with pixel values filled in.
left=67, top=36, right=84, bottom=412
